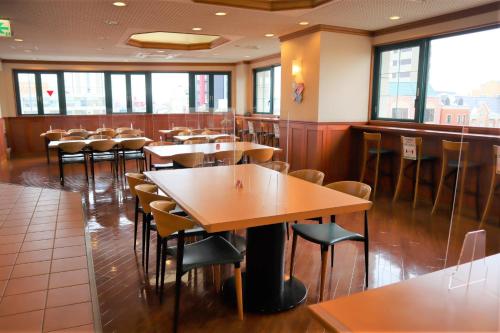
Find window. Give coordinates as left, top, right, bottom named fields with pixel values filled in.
left=151, top=73, right=189, bottom=114
left=373, top=26, right=500, bottom=128
left=253, top=65, right=281, bottom=115
left=14, top=70, right=231, bottom=115
left=64, top=72, right=106, bottom=115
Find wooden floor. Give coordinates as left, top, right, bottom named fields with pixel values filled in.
left=0, top=156, right=498, bottom=333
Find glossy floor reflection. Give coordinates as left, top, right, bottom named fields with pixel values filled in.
left=0, top=157, right=498, bottom=332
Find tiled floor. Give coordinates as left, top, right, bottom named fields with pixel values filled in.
left=0, top=183, right=98, bottom=333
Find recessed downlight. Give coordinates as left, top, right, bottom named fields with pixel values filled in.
left=192, top=27, right=202, bottom=31
left=215, top=12, right=227, bottom=16
left=157, top=50, right=166, bottom=53
left=390, top=16, right=401, bottom=20
left=113, top=2, right=127, bottom=6
left=299, top=21, right=309, bottom=26
left=264, top=33, right=274, bottom=37
left=105, top=20, right=119, bottom=25
left=244, top=55, right=250, bottom=58
left=14, top=38, right=23, bottom=42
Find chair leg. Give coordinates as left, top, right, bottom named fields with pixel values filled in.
left=160, top=238, right=167, bottom=304
left=173, top=233, right=185, bottom=333
left=360, top=148, right=367, bottom=183
left=364, top=211, right=369, bottom=288
left=431, top=159, right=447, bottom=215
left=156, top=234, right=161, bottom=292
left=145, top=216, right=151, bottom=275
left=83, top=154, right=89, bottom=183
left=475, top=167, right=481, bottom=220
left=141, top=213, right=147, bottom=266
left=373, top=152, right=381, bottom=198
left=480, top=175, right=497, bottom=226
left=393, top=157, right=405, bottom=203
left=90, top=153, right=95, bottom=181
left=134, top=197, right=139, bottom=251
left=413, top=159, right=422, bottom=209
left=234, top=263, right=244, bottom=320
left=289, top=231, right=298, bottom=278
left=330, top=245, right=335, bottom=268
left=320, top=246, right=328, bottom=302
left=58, top=153, right=64, bottom=186
left=286, top=222, right=289, bottom=240
left=213, top=265, right=221, bottom=293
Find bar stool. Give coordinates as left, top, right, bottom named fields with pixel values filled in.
left=431, top=140, right=481, bottom=219
left=359, top=132, right=395, bottom=198
left=271, top=123, right=280, bottom=148
left=480, top=145, right=499, bottom=225
left=393, top=136, right=437, bottom=208
left=246, top=121, right=256, bottom=142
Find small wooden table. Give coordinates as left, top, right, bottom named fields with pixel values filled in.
left=309, top=253, right=500, bottom=332
left=48, top=137, right=153, bottom=149
left=144, top=141, right=280, bottom=159
left=145, top=164, right=372, bottom=313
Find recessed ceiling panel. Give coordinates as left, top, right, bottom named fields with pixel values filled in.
left=127, top=31, right=227, bottom=50
left=192, top=0, right=333, bottom=11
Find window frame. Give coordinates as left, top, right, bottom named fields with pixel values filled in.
left=13, top=69, right=232, bottom=116
left=253, top=65, right=280, bottom=115
left=371, top=25, right=498, bottom=125
left=188, top=71, right=232, bottom=113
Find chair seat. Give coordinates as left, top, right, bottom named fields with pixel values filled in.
left=420, top=155, right=436, bottom=161
left=122, top=151, right=144, bottom=160
left=368, top=148, right=393, bottom=155
left=92, top=152, right=116, bottom=162
left=448, top=160, right=480, bottom=168
left=168, top=236, right=243, bottom=272
left=292, top=222, right=364, bottom=246
left=152, top=162, right=173, bottom=170
left=61, top=155, right=85, bottom=163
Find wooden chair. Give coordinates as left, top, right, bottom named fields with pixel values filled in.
left=96, top=128, right=116, bottom=137
left=119, top=139, right=146, bottom=175
left=215, top=150, right=243, bottom=165
left=125, top=173, right=148, bottom=251
left=177, top=130, right=192, bottom=136
left=67, top=128, right=86, bottom=134
left=202, top=130, right=220, bottom=135
left=260, top=161, right=289, bottom=174
left=190, top=129, right=205, bottom=135
left=172, top=152, right=205, bottom=169
left=150, top=200, right=244, bottom=332
left=57, top=141, right=88, bottom=186
left=115, top=133, right=140, bottom=138
left=289, top=169, right=325, bottom=185
left=60, top=136, right=85, bottom=141
left=290, top=181, right=372, bottom=301
left=359, top=132, right=395, bottom=198
left=245, top=148, right=274, bottom=164
left=431, top=140, right=481, bottom=219
left=118, top=128, right=141, bottom=136
left=480, top=145, right=500, bottom=225
left=184, top=138, right=209, bottom=145
left=147, top=141, right=175, bottom=171
left=64, top=131, right=88, bottom=138
left=116, top=127, right=133, bottom=134
left=214, top=136, right=238, bottom=143
left=89, top=139, right=118, bottom=180
left=172, top=126, right=190, bottom=131
left=393, top=136, right=437, bottom=208
left=44, top=131, right=66, bottom=163
left=88, top=134, right=111, bottom=140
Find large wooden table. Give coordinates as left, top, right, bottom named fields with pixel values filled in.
left=309, top=253, right=500, bottom=332
left=145, top=164, right=372, bottom=313
left=48, top=137, right=152, bottom=149
left=173, top=134, right=235, bottom=143
left=144, top=141, right=280, bottom=159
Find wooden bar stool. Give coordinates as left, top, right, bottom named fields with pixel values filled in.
left=393, top=136, right=437, bottom=208
left=431, top=140, right=481, bottom=219
left=359, top=132, right=395, bottom=198
left=480, top=145, right=499, bottom=226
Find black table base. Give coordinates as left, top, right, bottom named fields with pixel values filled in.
left=222, top=222, right=307, bottom=313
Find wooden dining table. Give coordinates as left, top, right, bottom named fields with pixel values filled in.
left=173, top=134, right=236, bottom=143
left=309, top=253, right=500, bottom=332
left=145, top=164, right=372, bottom=313
left=48, top=137, right=153, bottom=149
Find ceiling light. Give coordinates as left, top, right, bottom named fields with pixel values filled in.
left=215, top=12, right=227, bottom=16
left=157, top=50, right=165, bottom=53
left=192, top=27, right=202, bottom=31
left=14, top=38, right=23, bottom=42
left=299, top=21, right=309, bottom=26
left=264, top=33, right=274, bottom=37
left=105, top=20, right=119, bottom=25
left=244, top=55, right=250, bottom=58
left=113, top=2, right=127, bottom=6
left=389, top=16, right=401, bottom=20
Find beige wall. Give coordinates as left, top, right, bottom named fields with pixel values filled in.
left=318, top=31, right=372, bottom=122
left=280, top=32, right=321, bottom=122
left=0, top=62, right=236, bottom=118
left=245, top=55, right=281, bottom=113
left=234, top=62, right=248, bottom=115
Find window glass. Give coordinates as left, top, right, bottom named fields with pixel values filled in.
left=376, top=46, right=420, bottom=120
left=40, top=74, right=60, bottom=114
left=255, top=69, right=271, bottom=113
left=424, top=27, right=500, bottom=127
left=64, top=72, right=106, bottom=115
left=111, top=74, right=127, bottom=113
left=151, top=73, right=189, bottom=114
left=213, top=74, right=229, bottom=112
left=273, top=66, right=281, bottom=115
left=194, top=74, right=209, bottom=112
left=131, top=74, right=146, bottom=113
left=17, top=73, right=38, bottom=115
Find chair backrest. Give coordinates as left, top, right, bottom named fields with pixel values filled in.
left=178, top=130, right=192, bottom=136
left=260, top=161, right=290, bottom=174
left=441, top=140, right=470, bottom=165
left=115, top=133, right=140, bottom=138
left=363, top=132, right=381, bottom=142
left=60, top=136, right=85, bottom=141
left=116, top=127, right=132, bottom=133
left=148, top=141, right=175, bottom=147
left=120, top=138, right=146, bottom=150
left=47, top=129, right=66, bottom=133
left=90, top=139, right=116, bottom=152
left=184, top=138, right=208, bottom=145
left=67, top=128, right=86, bottom=134
left=247, top=121, right=255, bottom=134
left=65, top=131, right=88, bottom=138
left=150, top=200, right=195, bottom=238
left=215, top=150, right=243, bottom=165
left=202, top=130, right=220, bottom=135
left=273, top=123, right=280, bottom=139
left=135, top=184, right=170, bottom=214
left=172, top=152, right=205, bottom=168
left=325, top=181, right=372, bottom=200
left=118, top=128, right=141, bottom=136
left=58, top=141, right=87, bottom=154
left=442, top=140, right=469, bottom=152
left=214, top=136, right=236, bottom=143
left=399, top=136, right=423, bottom=160
left=125, top=172, right=147, bottom=196
left=88, top=134, right=111, bottom=140
left=172, top=126, right=190, bottom=131
left=289, top=169, right=325, bottom=185
left=46, top=132, right=66, bottom=141
left=245, top=148, right=274, bottom=163
left=97, top=129, right=116, bottom=137
left=190, top=129, right=205, bottom=135
left=96, top=127, right=114, bottom=132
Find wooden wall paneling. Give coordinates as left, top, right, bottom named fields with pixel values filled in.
left=0, top=118, right=7, bottom=163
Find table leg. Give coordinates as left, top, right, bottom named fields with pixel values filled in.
left=223, top=222, right=307, bottom=313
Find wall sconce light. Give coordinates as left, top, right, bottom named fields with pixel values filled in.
left=292, top=59, right=302, bottom=77
left=292, top=59, right=304, bottom=104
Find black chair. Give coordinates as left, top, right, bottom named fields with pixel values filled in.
left=150, top=200, right=244, bottom=333
left=125, top=173, right=148, bottom=251
left=119, top=138, right=146, bottom=175
left=57, top=141, right=88, bottom=186
left=290, top=181, right=372, bottom=301
left=89, top=139, right=118, bottom=180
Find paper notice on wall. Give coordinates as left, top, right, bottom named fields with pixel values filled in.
left=403, top=137, right=417, bottom=160
left=496, top=146, right=500, bottom=175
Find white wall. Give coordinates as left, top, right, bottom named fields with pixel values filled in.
left=235, top=62, right=248, bottom=115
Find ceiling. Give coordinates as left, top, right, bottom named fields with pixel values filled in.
left=0, top=0, right=496, bottom=63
